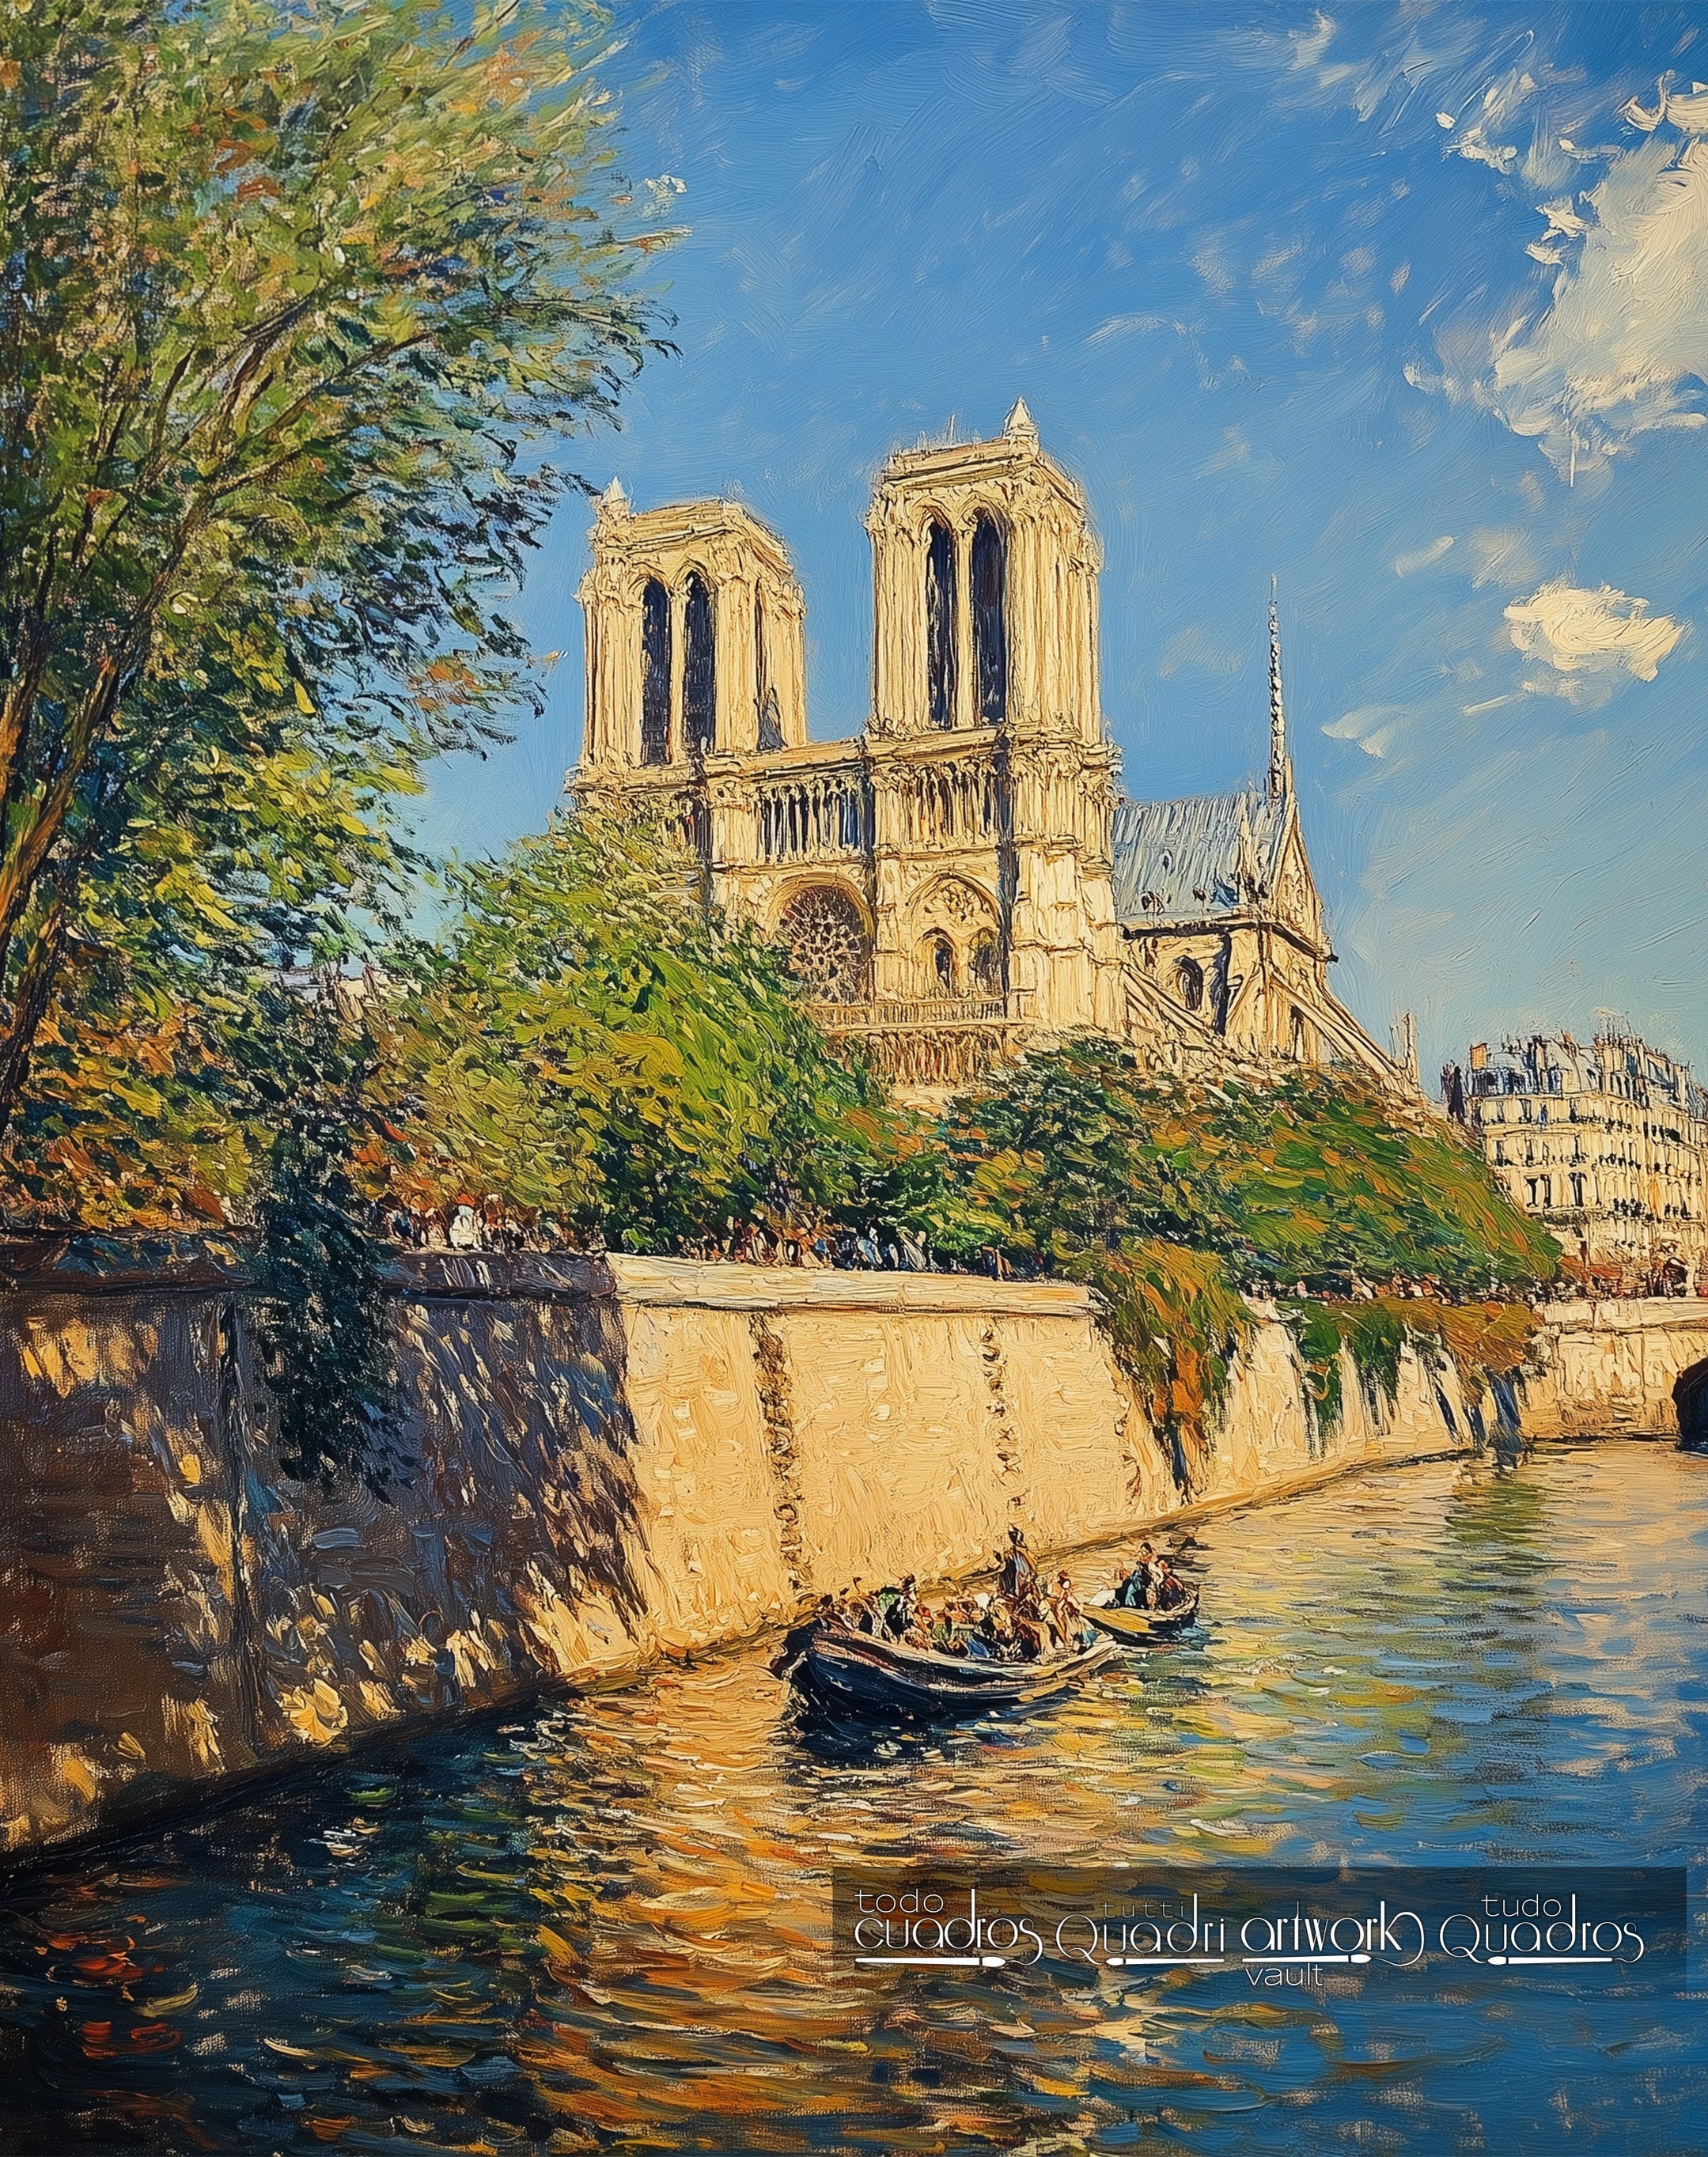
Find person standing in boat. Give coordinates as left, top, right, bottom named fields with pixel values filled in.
left=998, top=1526, right=1037, bottom=1601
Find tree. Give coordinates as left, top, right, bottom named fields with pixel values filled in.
left=373, top=812, right=907, bottom=1249
left=0, top=0, right=667, bottom=1161
left=932, top=1036, right=1559, bottom=1295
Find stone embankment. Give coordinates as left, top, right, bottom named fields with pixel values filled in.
left=0, top=1250, right=1699, bottom=1858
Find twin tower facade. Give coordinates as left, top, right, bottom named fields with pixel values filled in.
left=573, top=401, right=1400, bottom=1096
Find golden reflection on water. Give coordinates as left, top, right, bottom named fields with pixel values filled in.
left=3, top=1444, right=1707, bottom=2155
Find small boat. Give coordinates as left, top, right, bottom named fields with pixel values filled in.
left=1085, top=1586, right=1201, bottom=1644
left=782, top=1620, right=1112, bottom=1719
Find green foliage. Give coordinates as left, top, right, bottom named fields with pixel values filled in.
left=0, top=0, right=665, bottom=1150
left=929, top=1035, right=1557, bottom=1481
left=933, top=1035, right=1559, bottom=1295
left=1283, top=1297, right=1411, bottom=1434
left=242, top=988, right=400, bottom=1494
left=1078, top=1242, right=1252, bottom=1492
left=376, top=812, right=908, bottom=1249
left=1282, top=1296, right=1545, bottom=1437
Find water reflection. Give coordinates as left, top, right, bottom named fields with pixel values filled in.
left=1, top=1443, right=1705, bottom=2152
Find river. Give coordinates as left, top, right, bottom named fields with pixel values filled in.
left=1, top=1440, right=1704, bottom=2155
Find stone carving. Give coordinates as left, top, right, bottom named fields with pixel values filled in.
left=776, top=886, right=871, bottom=1004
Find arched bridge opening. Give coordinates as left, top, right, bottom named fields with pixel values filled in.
left=1673, top=1358, right=1708, bottom=1451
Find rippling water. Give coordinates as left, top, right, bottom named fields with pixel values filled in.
left=2, top=1442, right=1706, bottom=2155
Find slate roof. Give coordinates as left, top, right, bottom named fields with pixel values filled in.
left=1110, top=791, right=1290, bottom=929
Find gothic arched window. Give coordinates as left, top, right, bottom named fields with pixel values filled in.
left=969, top=932, right=1002, bottom=995
left=926, top=933, right=956, bottom=998
left=971, top=513, right=1008, bottom=724
left=1176, top=956, right=1204, bottom=1012
left=755, top=590, right=783, bottom=751
left=925, top=519, right=957, bottom=730
left=641, top=578, right=671, bottom=765
left=684, top=571, right=715, bottom=755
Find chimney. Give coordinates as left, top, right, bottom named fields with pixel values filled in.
left=1469, top=1042, right=1488, bottom=1071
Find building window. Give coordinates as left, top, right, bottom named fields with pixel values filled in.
left=778, top=887, right=871, bottom=1004
left=641, top=578, right=671, bottom=764
left=1176, top=956, right=1205, bottom=1012
left=969, top=932, right=1002, bottom=996
left=683, top=572, right=715, bottom=755
left=1570, top=1173, right=1586, bottom=1208
left=971, top=513, right=1008, bottom=724
left=926, top=519, right=957, bottom=729
left=756, top=591, right=784, bottom=751
left=926, top=933, right=956, bottom=997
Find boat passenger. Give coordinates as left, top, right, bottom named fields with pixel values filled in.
left=928, top=1605, right=960, bottom=1655
left=997, top=1526, right=1037, bottom=1601
left=950, top=1601, right=990, bottom=1659
left=874, top=1574, right=918, bottom=1640
left=1129, top=1542, right=1160, bottom=1609
left=982, top=1599, right=1020, bottom=1660
left=1151, top=1556, right=1189, bottom=1611
left=1047, top=1572, right=1085, bottom=1651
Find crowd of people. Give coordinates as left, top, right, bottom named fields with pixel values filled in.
left=823, top=1528, right=1091, bottom=1662
left=816, top=1525, right=1193, bottom=1664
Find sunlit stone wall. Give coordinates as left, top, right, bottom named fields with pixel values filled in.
left=0, top=1250, right=1555, bottom=1858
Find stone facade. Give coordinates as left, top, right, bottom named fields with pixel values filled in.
left=571, top=403, right=1403, bottom=1097
left=1447, top=1031, right=1708, bottom=1273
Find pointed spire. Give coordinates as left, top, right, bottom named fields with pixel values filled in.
left=1003, top=396, right=1039, bottom=445
left=597, top=476, right=630, bottom=523
left=1267, top=576, right=1293, bottom=797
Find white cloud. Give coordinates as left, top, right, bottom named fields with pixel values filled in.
left=1289, top=12, right=1335, bottom=70
left=1324, top=704, right=1405, bottom=759
left=1471, top=106, right=1708, bottom=475
left=1393, top=535, right=1454, bottom=576
left=1503, top=577, right=1685, bottom=702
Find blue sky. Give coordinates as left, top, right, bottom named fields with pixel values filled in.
left=419, top=0, right=1708, bottom=1079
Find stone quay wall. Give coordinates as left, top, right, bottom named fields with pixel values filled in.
left=0, top=1251, right=1683, bottom=1860
left=1524, top=1298, right=1708, bottom=1440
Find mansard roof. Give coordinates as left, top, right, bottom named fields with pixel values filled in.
left=1110, top=789, right=1290, bottom=929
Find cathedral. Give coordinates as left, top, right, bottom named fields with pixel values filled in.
left=571, top=400, right=1405, bottom=1099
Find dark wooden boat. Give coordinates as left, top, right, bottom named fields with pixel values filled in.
left=782, top=1621, right=1112, bottom=1718
left=1084, top=1585, right=1200, bottom=1644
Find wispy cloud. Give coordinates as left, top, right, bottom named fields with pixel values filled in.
left=1157, top=624, right=1244, bottom=679
left=1465, top=525, right=1541, bottom=588
left=1393, top=534, right=1454, bottom=575
left=1504, top=577, right=1685, bottom=701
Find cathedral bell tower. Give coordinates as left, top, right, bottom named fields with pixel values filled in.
left=575, top=485, right=807, bottom=777
left=862, top=400, right=1123, bottom=1034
